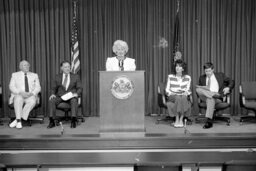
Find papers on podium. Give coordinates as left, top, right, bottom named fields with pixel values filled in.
left=61, top=92, right=74, bottom=101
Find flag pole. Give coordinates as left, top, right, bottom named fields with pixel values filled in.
left=173, top=0, right=181, bottom=63
left=71, top=0, right=80, bottom=74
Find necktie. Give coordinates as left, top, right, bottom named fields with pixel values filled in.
left=63, top=74, right=68, bottom=90
left=24, top=73, right=29, bottom=92
left=119, top=59, right=124, bottom=71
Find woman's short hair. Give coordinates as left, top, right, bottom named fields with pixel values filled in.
left=112, top=40, right=129, bottom=55
left=172, top=59, right=187, bottom=75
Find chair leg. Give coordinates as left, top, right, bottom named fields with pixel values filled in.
left=28, top=115, right=45, bottom=124
left=77, top=116, right=85, bottom=122
left=64, top=111, right=69, bottom=121
left=184, top=117, right=193, bottom=125
left=156, top=115, right=175, bottom=124
left=57, top=111, right=70, bottom=123
left=55, top=119, right=60, bottom=126
left=195, top=115, right=207, bottom=123
left=9, top=117, right=15, bottom=124
left=213, top=116, right=230, bottom=126
left=28, top=119, right=32, bottom=126
left=240, top=115, right=256, bottom=124
left=20, top=119, right=32, bottom=127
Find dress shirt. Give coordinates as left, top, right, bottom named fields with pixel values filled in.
left=106, top=57, right=136, bottom=71
left=206, top=74, right=219, bottom=93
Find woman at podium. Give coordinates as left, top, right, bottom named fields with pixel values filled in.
left=165, top=59, right=192, bottom=128
left=106, top=40, right=136, bottom=71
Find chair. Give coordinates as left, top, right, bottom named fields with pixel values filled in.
left=8, top=93, right=44, bottom=126
left=0, top=85, right=3, bottom=125
left=55, top=96, right=84, bottom=125
left=195, top=92, right=231, bottom=125
left=156, top=82, right=193, bottom=125
left=239, top=82, right=256, bottom=124
left=0, top=85, right=2, bottom=108
left=0, top=163, right=7, bottom=171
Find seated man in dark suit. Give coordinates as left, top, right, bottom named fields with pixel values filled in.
left=196, top=62, right=235, bottom=129
left=47, top=60, right=82, bottom=129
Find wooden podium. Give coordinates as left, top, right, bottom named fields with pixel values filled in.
left=99, top=71, right=145, bottom=136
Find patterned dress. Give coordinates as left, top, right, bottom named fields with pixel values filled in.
left=165, top=74, right=192, bottom=116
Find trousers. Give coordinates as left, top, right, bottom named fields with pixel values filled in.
left=196, top=87, right=221, bottom=119
left=48, top=96, right=78, bottom=118
left=13, top=95, right=37, bottom=120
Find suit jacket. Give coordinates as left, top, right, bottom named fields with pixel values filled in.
left=51, top=73, right=82, bottom=97
left=9, top=71, right=41, bottom=104
left=198, top=72, right=235, bottom=93
left=106, top=57, right=136, bottom=71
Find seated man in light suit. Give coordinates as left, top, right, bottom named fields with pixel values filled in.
left=106, top=40, right=136, bottom=71
left=9, top=60, right=41, bottom=129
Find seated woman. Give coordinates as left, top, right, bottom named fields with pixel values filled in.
left=106, top=40, right=136, bottom=71
left=165, top=59, right=192, bottom=128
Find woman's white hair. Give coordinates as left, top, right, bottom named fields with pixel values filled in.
left=112, top=40, right=129, bottom=55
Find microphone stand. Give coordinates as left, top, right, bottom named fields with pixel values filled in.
left=184, top=119, right=190, bottom=134
left=59, top=122, right=64, bottom=135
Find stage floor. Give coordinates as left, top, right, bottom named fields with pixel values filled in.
left=0, top=115, right=256, bottom=136
left=0, top=115, right=256, bottom=150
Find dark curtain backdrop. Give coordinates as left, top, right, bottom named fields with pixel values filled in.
left=1, top=0, right=256, bottom=117
left=0, top=0, right=73, bottom=116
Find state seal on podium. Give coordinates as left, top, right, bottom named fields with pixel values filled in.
left=111, top=75, right=134, bottom=99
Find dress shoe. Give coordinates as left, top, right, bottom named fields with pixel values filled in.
left=9, top=120, right=18, bottom=128
left=47, top=122, right=55, bottom=129
left=203, top=121, right=213, bottom=129
left=16, top=122, right=22, bottom=129
left=70, top=120, right=76, bottom=128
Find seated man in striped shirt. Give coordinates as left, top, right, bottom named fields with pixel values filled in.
left=165, top=59, right=192, bottom=128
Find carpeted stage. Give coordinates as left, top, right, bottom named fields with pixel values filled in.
left=1, top=115, right=256, bottom=170
left=0, top=115, right=256, bottom=150
left=1, top=115, right=256, bottom=135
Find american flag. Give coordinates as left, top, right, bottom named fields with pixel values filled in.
left=71, top=0, right=80, bottom=74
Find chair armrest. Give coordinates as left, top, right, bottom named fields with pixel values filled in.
left=239, top=85, right=246, bottom=107
left=35, top=93, right=42, bottom=108
left=196, top=93, right=201, bottom=103
left=0, top=86, right=2, bottom=108
left=36, top=96, right=40, bottom=105
left=226, top=94, right=230, bottom=104
left=157, top=84, right=168, bottom=107
left=162, top=95, right=167, bottom=105
left=78, top=97, right=81, bottom=105
left=188, top=95, right=193, bottom=105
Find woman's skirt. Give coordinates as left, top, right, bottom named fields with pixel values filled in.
left=166, top=95, right=191, bottom=117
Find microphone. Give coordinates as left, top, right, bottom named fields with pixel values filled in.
left=59, top=122, right=64, bottom=135
left=119, top=59, right=124, bottom=71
